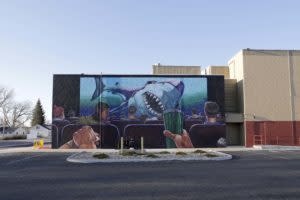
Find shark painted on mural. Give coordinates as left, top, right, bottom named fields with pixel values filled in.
left=91, top=77, right=185, bottom=118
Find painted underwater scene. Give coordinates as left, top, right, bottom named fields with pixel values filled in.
left=80, top=76, right=207, bottom=120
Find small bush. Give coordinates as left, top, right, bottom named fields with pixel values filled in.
left=93, top=153, right=109, bottom=159
left=2, top=135, right=26, bottom=140
left=158, top=151, right=170, bottom=154
left=146, top=154, right=159, bottom=158
left=176, top=151, right=187, bottom=156
left=121, top=151, right=144, bottom=156
left=205, top=153, right=219, bottom=158
left=193, top=149, right=206, bottom=154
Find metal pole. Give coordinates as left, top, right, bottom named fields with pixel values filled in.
left=120, top=137, right=124, bottom=154
left=100, top=72, right=102, bottom=126
left=141, top=137, right=144, bottom=153
left=287, top=51, right=296, bottom=145
left=99, top=73, right=102, bottom=149
left=264, top=122, right=267, bottom=145
left=2, top=118, right=5, bottom=135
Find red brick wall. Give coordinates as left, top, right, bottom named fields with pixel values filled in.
left=245, top=121, right=300, bottom=147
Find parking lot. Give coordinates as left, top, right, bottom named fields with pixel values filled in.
left=0, top=150, right=300, bottom=200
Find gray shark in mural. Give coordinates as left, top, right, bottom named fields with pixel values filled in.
left=91, top=77, right=141, bottom=102
left=108, top=80, right=185, bottom=118
left=91, top=77, right=105, bottom=101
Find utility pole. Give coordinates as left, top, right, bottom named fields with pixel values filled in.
left=1, top=118, right=5, bottom=134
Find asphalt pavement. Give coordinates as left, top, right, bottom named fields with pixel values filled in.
left=0, top=139, right=51, bottom=149
left=0, top=140, right=33, bottom=148
left=0, top=150, right=300, bottom=200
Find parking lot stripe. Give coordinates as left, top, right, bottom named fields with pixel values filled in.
left=6, top=154, right=43, bottom=165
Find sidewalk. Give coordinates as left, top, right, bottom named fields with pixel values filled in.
left=3, top=145, right=300, bottom=155
left=0, top=146, right=253, bottom=154
left=253, top=145, right=300, bottom=150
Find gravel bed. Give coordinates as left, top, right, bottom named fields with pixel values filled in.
left=67, top=150, right=232, bottom=163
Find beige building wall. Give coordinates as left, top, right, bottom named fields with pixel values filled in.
left=153, top=64, right=201, bottom=75
left=205, top=66, right=230, bottom=79
left=243, top=50, right=293, bottom=121
left=228, top=49, right=300, bottom=121
left=228, top=49, right=300, bottom=146
left=228, top=50, right=244, bottom=82
left=291, top=52, right=300, bottom=120
left=228, top=50, right=244, bottom=112
left=224, top=79, right=238, bottom=112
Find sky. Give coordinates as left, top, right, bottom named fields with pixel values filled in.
left=0, top=0, right=300, bottom=122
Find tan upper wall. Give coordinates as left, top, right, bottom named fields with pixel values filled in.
left=228, top=50, right=244, bottom=81
left=205, top=66, right=230, bottom=78
left=291, top=52, right=300, bottom=120
left=228, top=50, right=244, bottom=112
left=153, top=64, right=201, bottom=75
left=224, top=79, right=238, bottom=112
left=229, top=49, right=300, bottom=121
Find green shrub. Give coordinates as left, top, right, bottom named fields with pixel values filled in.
left=158, top=151, right=170, bottom=154
left=121, top=151, right=145, bottom=156
left=176, top=151, right=187, bottom=156
left=93, top=153, right=109, bottom=159
left=205, top=153, right=219, bottom=158
left=146, top=154, right=159, bottom=158
left=193, top=149, right=206, bottom=154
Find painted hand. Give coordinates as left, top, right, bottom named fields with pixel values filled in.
left=60, top=126, right=100, bottom=149
left=163, top=129, right=194, bottom=148
left=73, top=126, right=100, bottom=149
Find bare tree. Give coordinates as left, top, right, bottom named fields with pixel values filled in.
left=2, top=101, right=32, bottom=127
left=0, top=86, right=32, bottom=128
left=0, top=87, right=14, bottom=108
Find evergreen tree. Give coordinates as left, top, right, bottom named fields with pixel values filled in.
left=31, top=99, right=45, bottom=126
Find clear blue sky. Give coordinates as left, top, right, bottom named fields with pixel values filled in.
left=1, top=0, right=300, bottom=121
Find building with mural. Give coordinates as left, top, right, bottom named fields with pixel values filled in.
left=52, top=75, right=225, bottom=149
left=51, top=49, right=300, bottom=149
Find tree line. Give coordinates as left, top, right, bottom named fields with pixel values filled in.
left=0, top=86, right=46, bottom=128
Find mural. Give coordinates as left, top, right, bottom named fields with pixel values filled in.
left=80, top=77, right=207, bottom=120
left=52, top=75, right=225, bottom=149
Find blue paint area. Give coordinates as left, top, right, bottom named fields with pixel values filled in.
left=80, top=77, right=207, bottom=119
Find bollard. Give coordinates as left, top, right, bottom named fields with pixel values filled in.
left=120, top=137, right=124, bottom=154
left=33, top=140, right=38, bottom=149
left=141, top=137, right=144, bottom=153
left=39, top=139, right=44, bottom=148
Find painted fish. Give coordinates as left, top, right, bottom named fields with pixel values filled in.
left=108, top=80, right=185, bottom=118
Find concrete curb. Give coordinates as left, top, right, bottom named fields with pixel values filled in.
left=253, top=145, right=300, bottom=150
left=0, top=146, right=251, bottom=154
left=66, top=151, right=233, bottom=164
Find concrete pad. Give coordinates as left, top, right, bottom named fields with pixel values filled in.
left=254, top=145, right=300, bottom=150
left=0, top=146, right=254, bottom=154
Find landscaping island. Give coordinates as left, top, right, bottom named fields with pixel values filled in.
left=67, top=149, right=232, bottom=163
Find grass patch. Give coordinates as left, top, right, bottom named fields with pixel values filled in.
left=145, top=154, right=159, bottom=158
left=193, top=149, right=206, bottom=154
left=121, top=151, right=145, bottom=156
left=204, top=153, right=219, bottom=158
left=158, top=151, right=170, bottom=154
left=93, top=153, right=109, bottom=159
left=176, top=151, right=187, bottom=156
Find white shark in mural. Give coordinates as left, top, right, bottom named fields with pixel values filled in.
left=91, top=78, right=185, bottom=118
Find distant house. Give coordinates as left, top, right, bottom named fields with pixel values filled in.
left=0, top=127, right=17, bottom=135
left=27, top=124, right=51, bottom=139
left=11, top=127, right=29, bottom=135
